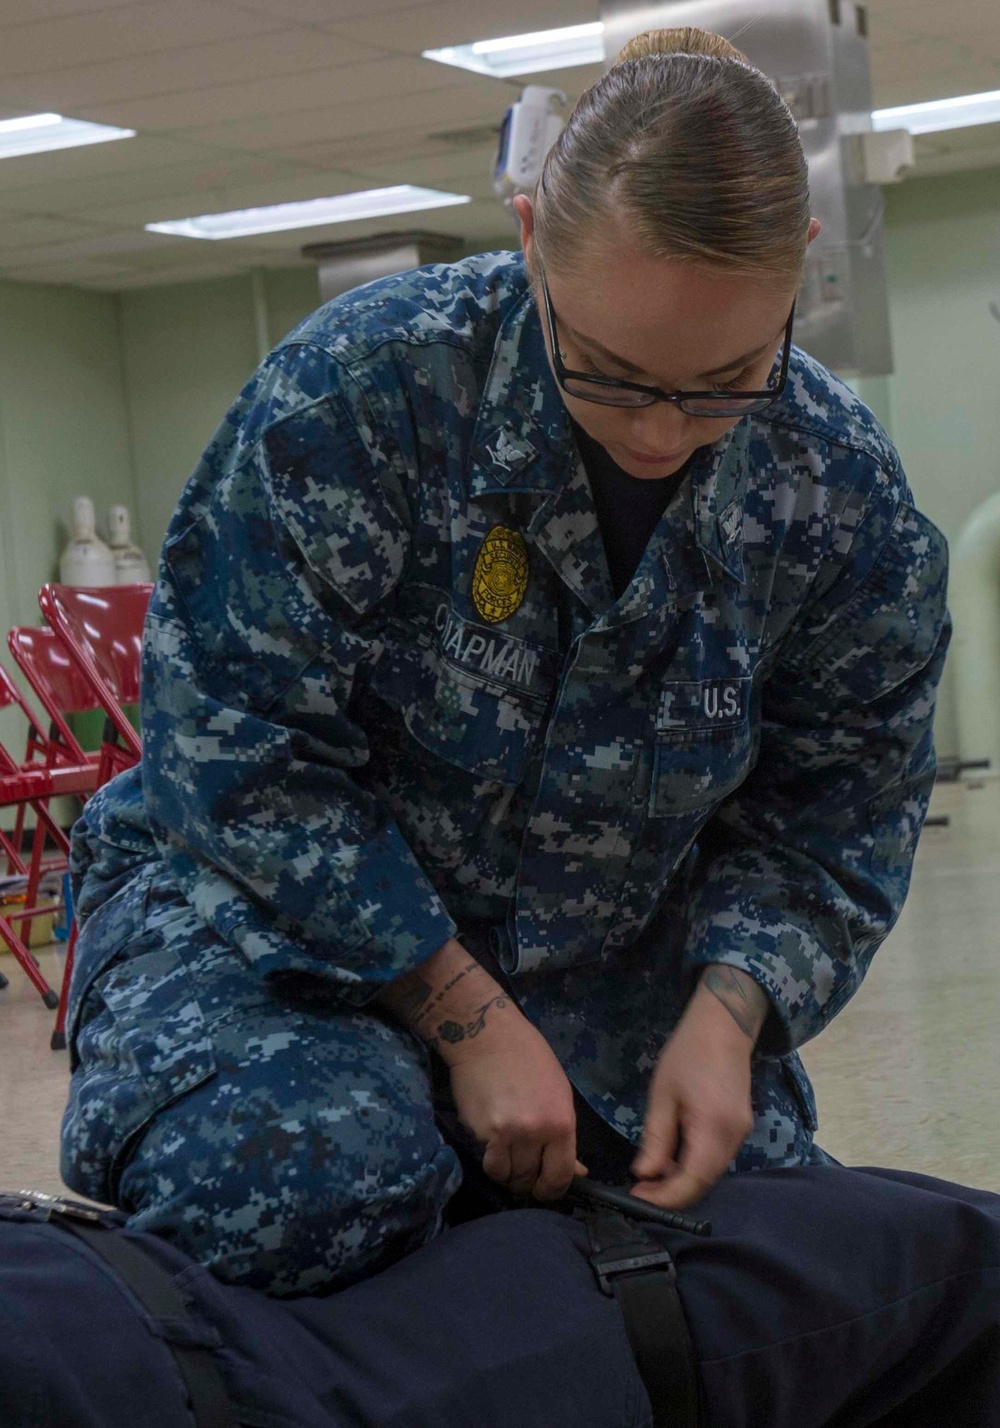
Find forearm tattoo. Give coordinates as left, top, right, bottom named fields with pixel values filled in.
left=378, top=960, right=510, bottom=1054
left=427, top=994, right=511, bottom=1051
left=700, top=966, right=769, bottom=1042
left=410, top=961, right=480, bottom=1028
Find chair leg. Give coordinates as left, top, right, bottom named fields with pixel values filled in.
left=0, top=912, right=57, bottom=1008
left=10, top=803, right=27, bottom=867
left=51, top=920, right=75, bottom=1051
left=19, top=815, right=50, bottom=943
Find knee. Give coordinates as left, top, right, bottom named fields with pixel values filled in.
left=117, top=1071, right=462, bottom=1296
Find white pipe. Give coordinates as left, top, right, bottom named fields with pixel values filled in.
left=250, top=269, right=270, bottom=363
left=950, top=489, right=1000, bottom=777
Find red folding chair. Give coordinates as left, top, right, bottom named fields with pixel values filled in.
left=38, top=584, right=150, bottom=789
left=37, top=584, right=151, bottom=1048
left=7, top=627, right=101, bottom=887
left=7, top=625, right=102, bottom=770
left=0, top=663, right=96, bottom=1012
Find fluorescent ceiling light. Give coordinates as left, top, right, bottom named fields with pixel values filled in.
left=424, top=22, right=605, bottom=78
left=146, top=186, right=472, bottom=241
left=872, top=88, right=1000, bottom=136
left=0, top=112, right=135, bottom=158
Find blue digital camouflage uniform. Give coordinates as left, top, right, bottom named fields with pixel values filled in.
left=62, top=250, right=950, bottom=1294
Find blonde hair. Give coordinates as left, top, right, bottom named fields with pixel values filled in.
left=532, top=26, right=810, bottom=284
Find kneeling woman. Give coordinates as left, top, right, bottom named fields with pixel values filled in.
left=63, top=27, right=947, bottom=1297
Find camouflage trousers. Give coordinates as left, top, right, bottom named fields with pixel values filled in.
left=62, top=861, right=462, bottom=1297
left=62, top=847, right=830, bottom=1299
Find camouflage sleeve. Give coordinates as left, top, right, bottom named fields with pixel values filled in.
left=680, top=484, right=950, bottom=1055
left=140, top=345, right=458, bottom=1003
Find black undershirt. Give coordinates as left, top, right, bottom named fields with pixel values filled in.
left=572, top=421, right=691, bottom=599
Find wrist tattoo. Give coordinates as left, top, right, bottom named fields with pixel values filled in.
left=700, top=967, right=768, bottom=1043
left=412, top=961, right=480, bottom=1027
left=425, top=994, right=511, bottom=1052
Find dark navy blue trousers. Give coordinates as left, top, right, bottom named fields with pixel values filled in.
left=2, top=1162, right=999, bottom=1428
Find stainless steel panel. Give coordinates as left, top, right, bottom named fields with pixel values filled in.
left=302, top=230, right=466, bottom=304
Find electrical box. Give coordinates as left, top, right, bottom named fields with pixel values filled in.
left=599, top=0, right=894, bottom=377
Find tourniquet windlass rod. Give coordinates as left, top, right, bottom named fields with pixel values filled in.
left=566, top=1177, right=712, bottom=1237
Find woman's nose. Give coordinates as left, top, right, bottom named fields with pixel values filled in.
left=626, top=404, right=692, bottom=454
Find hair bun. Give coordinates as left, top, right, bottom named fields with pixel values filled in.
left=614, top=26, right=750, bottom=66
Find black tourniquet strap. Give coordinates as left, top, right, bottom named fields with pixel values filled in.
left=5, top=1192, right=237, bottom=1428
left=585, top=1210, right=700, bottom=1428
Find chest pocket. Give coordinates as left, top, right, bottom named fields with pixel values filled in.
left=370, top=627, right=554, bottom=786
left=649, top=677, right=754, bottom=818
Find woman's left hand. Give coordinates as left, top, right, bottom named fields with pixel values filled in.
left=630, top=972, right=763, bottom=1209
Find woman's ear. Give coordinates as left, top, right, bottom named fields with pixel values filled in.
left=807, top=217, right=822, bottom=244
left=512, top=194, right=535, bottom=264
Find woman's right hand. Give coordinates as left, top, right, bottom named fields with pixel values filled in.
left=443, top=1006, right=587, bottom=1201
left=376, top=937, right=585, bottom=1201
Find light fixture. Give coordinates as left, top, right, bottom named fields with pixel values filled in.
left=146, top=186, right=473, bottom=241
left=872, top=88, right=1000, bottom=136
left=424, top=22, right=605, bottom=79
left=0, top=112, right=135, bottom=159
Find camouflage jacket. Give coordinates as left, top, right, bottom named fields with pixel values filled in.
left=83, top=250, right=949, bottom=1160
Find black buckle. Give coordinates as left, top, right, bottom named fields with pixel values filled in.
left=591, top=1244, right=677, bottom=1297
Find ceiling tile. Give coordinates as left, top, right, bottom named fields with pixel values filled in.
left=871, top=37, right=981, bottom=87
left=0, top=29, right=385, bottom=111
left=0, top=213, right=113, bottom=250
left=871, top=0, right=1000, bottom=39
left=267, top=128, right=462, bottom=171
left=75, top=53, right=478, bottom=132
left=324, top=0, right=601, bottom=53
left=0, top=0, right=282, bottom=78
left=226, top=0, right=443, bottom=24
left=0, top=134, right=228, bottom=199
left=874, top=61, right=1000, bottom=108
left=77, top=167, right=391, bottom=227
left=0, top=228, right=194, bottom=269
left=0, top=0, right=147, bottom=20
left=183, top=78, right=512, bottom=153
left=353, top=141, right=501, bottom=187
left=0, top=150, right=314, bottom=215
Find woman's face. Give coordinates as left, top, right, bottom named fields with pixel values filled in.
left=518, top=205, right=801, bottom=482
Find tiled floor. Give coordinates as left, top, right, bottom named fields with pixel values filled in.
left=1, top=778, right=997, bottom=1200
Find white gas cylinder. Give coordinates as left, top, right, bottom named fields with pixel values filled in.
left=59, top=496, right=116, bottom=586
left=107, top=504, right=151, bottom=585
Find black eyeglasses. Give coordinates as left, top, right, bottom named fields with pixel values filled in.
left=540, top=273, right=795, bottom=418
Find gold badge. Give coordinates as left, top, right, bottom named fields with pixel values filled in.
left=471, top=526, right=530, bottom=624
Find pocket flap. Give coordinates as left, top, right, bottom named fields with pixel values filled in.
left=371, top=632, right=552, bottom=786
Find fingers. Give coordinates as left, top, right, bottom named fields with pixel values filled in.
left=632, top=1115, right=742, bottom=1210
left=631, top=1102, right=680, bottom=1182
left=481, top=1140, right=512, bottom=1186
left=531, top=1135, right=578, bottom=1202
left=482, top=1136, right=583, bottom=1200
left=507, top=1142, right=544, bottom=1197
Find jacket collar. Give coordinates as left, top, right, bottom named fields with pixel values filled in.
left=467, top=276, right=749, bottom=611
left=468, top=285, right=574, bottom=499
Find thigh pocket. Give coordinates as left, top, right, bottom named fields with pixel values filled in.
left=63, top=943, right=217, bottom=1205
